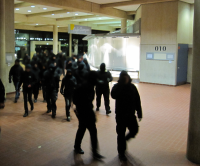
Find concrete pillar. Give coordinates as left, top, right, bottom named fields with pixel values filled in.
left=0, top=0, right=15, bottom=93
left=187, top=0, right=200, bottom=164
left=121, top=18, right=127, bottom=33
left=53, top=25, right=58, bottom=54
left=69, top=33, right=72, bottom=57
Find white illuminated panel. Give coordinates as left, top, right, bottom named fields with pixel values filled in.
left=154, top=53, right=166, bottom=60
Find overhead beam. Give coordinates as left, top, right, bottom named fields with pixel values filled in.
left=127, top=11, right=136, bottom=15
left=100, top=0, right=178, bottom=8
left=26, top=9, right=72, bottom=17
left=14, top=2, right=35, bottom=8
left=56, top=15, right=96, bottom=21
left=79, top=19, right=120, bottom=25
left=98, top=23, right=121, bottom=27
left=21, top=0, right=133, bottom=20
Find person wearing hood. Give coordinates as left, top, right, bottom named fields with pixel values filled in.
left=9, top=59, right=24, bottom=103
left=96, top=63, right=113, bottom=115
left=111, top=71, right=142, bottom=161
left=47, top=53, right=57, bottom=67
left=0, top=79, right=5, bottom=109
left=83, top=58, right=90, bottom=72
left=43, top=64, right=60, bottom=118
left=32, top=63, right=40, bottom=103
left=19, top=64, right=37, bottom=117
left=73, top=64, right=105, bottom=160
left=60, top=69, right=77, bottom=121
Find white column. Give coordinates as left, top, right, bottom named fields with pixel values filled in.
left=53, top=25, right=58, bottom=54
left=121, top=18, right=127, bottom=33
left=187, top=0, right=200, bottom=164
left=69, top=33, right=72, bottom=57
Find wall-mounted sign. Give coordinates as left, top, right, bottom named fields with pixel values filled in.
left=155, top=46, right=167, bottom=51
left=68, top=24, right=91, bottom=35
left=146, top=52, right=175, bottom=61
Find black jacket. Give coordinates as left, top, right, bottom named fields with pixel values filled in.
left=32, top=67, right=40, bottom=83
left=60, top=75, right=77, bottom=97
left=96, top=70, right=113, bottom=90
left=19, top=71, right=37, bottom=90
left=111, top=72, right=142, bottom=118
left=9, top=64, right=24, bottom=82
left=0, top=79, right=5, bottom=102
left=43, top=69, right=60, bottom=90
left=22, top=55, right=30, bottom=65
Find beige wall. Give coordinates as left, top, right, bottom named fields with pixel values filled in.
left=140, top=1, right=178, bottom=85
left=135, top=6, right=142, bottom=22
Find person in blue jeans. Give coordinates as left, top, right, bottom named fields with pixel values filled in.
left=9, top=59, right=24, bottom=103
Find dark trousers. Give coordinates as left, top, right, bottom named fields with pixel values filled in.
left=42, top=85, right=46, bottom=100
left=46, top=89, right=57, bottom=115
left=23, top=88, right=33, bottom=113
left=65, top=96, right=72, bottom=117
left=14, top=81, right=20, bottom=100
left=96, top=88, right=110, bottom=111
left=33, top=82, right=40, bottom=100
left=116, top=114, right=139, bottom=155
left=74, top=108, right=98, bottom=154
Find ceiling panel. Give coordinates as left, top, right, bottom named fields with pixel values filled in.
left=14, top=0, right=23, bottom=4
left=73, top=17, right=113, bottom=22
left=85, top=0, right=132, bottom=5
left=115, top=4, right=140, bottom=11
left=181, top=0, right=194, bottom=3
left=43, top=12, right=92, bottom=18
left=15, top=5, right=62, bottom=14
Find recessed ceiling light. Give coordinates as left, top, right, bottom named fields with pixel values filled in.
left=28, top=10, right=31, bottom=12
left=52, top=14, right=55, bottom=15
left=36, top=24, right=38, bottom=25
left=31, top=6, right=35, bottom=8
left=15, top=8, right=19, bottom=10
left=67, top=12, right=70, bottom=14
left=57, top=26, right=59, bottom=27
left=43, top=7, right=47, bottom=10
left=75, top=13, right=78, bottom=15
left=85, top=19, right=88, bottom=21
left=99, top=18, right=101, bottom=19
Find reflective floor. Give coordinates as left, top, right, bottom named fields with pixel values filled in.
left=0, top=83, right=198, bottom=166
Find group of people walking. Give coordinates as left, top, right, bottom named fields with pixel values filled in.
left=1, top=51, right=143, bottom=161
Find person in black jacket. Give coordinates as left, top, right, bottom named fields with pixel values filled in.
left=32, top=63, right=40, bottom=103
left=9, top=59, right=24, bottom=103
left=60, top=69, right=77, bottom=121
left=111, top=71, right=142, bottom=161
left=31, top=54, right=39, bottom=67
left=43, top=64, right=60, bottom=118
left=96, top=63, right=113, bottom=115
left=73, top=64, right=105, bottom=160
left=0, top=79, right=5, bottom=109
left=40, top=65, right=47, bottom=102
left=42, top=51, right=49, bottom=67
left=22, top=53, right=30, bottom=65
left=83, top=58, right=90, bottom=72
left=19, top=64, right=37, bottom=117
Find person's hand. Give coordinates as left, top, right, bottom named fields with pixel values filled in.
left=28, top=84, right=31, bottom=88
left=138, top=118, right=142, bottom=122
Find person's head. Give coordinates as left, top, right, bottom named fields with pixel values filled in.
left=83, top=58, right=88, bottom=64
left=49, top=64, right=56, bottom=73
left=15, top=59, right=20, bottom=66
left=78, top=55, right=83, bottom=62
left=119, top=71, right=131, bottom=84
left=52, top=54, right=56, bottom=60
left=25, top=64, right=31, bottom=72
left=100, top=63, right=106, bottom=72
left=67, top=69, right=72, bottom=77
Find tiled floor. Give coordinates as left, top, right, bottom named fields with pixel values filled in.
left=0, top=83, right=199, bottom=166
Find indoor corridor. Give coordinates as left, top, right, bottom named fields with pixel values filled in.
left=0, top=83, right=198, bottom=166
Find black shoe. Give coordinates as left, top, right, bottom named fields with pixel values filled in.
left=74, top=148, right=84, bottom=154
left=31, top=105, right=34, bottom=111
left=43, top=100, right=46, bottom=103
left=23, top=112, right=28, bottom=117
left=52, top=114, right=56, bottom=118
left=106, top=110, right=111, bottom=115
left=67, top=116, right=71, bottom=121
left=93, top=153, right=105, bottom=160
left=34, top=99, right=37, bottom=103
left=96, top=107, right=99, bottom=111
left=118, top=154, right=127, bottom=161
left=46, top=110, right=51, bottom=113
left=14, top=99, right=17, bottom=103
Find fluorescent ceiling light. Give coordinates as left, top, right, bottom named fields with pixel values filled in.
left=31, top=6, right=35, bottom=8
left=75, top=13, right=78, bottom=15
left=36, top=24, right=38, bottom=25
left=15, top=8, right=19, bottom=10
left=52, top=14, right=55, bottom=15
left=85, top=19, right=88, bottom=21
left=57, top=26, right=59, bottom=27
left=67, top=12, right=70, bottom=14
left=28, top=10, right=31, bottom=12
left=99, top=18, right=101, bottom=19
left=43, top=7, right=47, bottom=10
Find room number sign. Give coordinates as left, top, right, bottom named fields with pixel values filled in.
left=155, top=46, right=166, bottom=51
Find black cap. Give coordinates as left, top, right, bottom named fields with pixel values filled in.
left=25, top=64, right=32, bottom=69
left=15, top=59, right=20, bottom=63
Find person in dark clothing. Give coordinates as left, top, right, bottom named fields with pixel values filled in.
left=40, top=65, right=47, bottom=102
left=60, top=69, right=77, bottom=121
left=30, top=54, right=39, bottom=67
left=19, top=64, right=37, bottom=117
left=42, top=51, right=49, bottom=66
left=96, top=63, right=113, bottom=115
left=73, top=64, right=105, bottom=160
left=77, top=55, right=87, bottom=70
left=65, top=55, right=77, bottom=71
left=83, top=58, right=90, bottom=72
left=111, top=71, right=142, bottom=161
left=47, top=53, right=57, bottom=67
left=9, top=59, right=24, bottom=103
left=43, top=64, right=60, bottom=118
left=32, top=63, right=40, bottom=103
left=22, top=54, right=30, bottom=65
left=0, top=79, right=5, bottom=109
